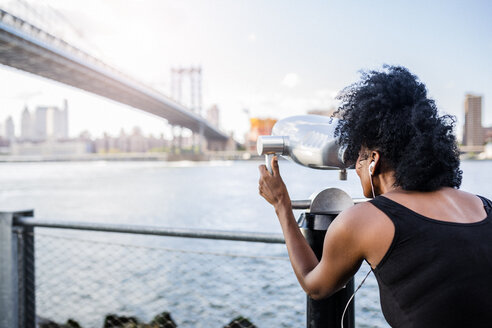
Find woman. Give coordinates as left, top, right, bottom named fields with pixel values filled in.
left=258, top=66, right=492, bottom=327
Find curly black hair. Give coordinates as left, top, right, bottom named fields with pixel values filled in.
left=334, top=65, right=462, bottom=191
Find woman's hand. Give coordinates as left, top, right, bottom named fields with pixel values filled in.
left=258, top=156, right=364, bottom=300
left=258, top=156, right=292, bottom=211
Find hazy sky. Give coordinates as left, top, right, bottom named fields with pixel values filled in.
left=0, top=0, right=490, bottom=141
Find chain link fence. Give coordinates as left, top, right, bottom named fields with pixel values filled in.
left=32, top=230, right=305, bottom=328
left=2, top=213, right=386, bottom=328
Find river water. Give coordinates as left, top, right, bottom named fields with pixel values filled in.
left=0, top=159, right=490, bottom=327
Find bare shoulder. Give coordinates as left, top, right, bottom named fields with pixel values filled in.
left=424, top=188, right=483, bottom=209
left=451, top=188, right=487, bottom=203
left=388, top=187, right=483, bottom=205
left=329, top=201, right=395, bottom=267
left=445, top=188, right=488, bottom=214
left=336, top=201, right=384, bottom=227
left=330, top=201, right=389, bottom=238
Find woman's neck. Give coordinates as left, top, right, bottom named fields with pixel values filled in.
left=376, top=171, right=399, bottom=195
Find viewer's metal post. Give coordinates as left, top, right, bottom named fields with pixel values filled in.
left=0, top=210, right=35, bottom=328
left=294, top=189, right=355, bottom=328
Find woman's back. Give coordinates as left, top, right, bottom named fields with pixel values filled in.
left=382, top=188, right=487, bottom=224
left=367, top=190, right=492, bottom=328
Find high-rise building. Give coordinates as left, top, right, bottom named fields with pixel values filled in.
left=4, top=116, right=15, bottom=143
left=21, top=106, right=34, bottom=140
left=463, top=94, right=484, bottom=146
left=32, top=100, right=69, bottom=141
left=56, top=99, right=69, bottom=139
left=51, top=107, right=68, bottom=139
left=34, top=107, right=48, bottom=141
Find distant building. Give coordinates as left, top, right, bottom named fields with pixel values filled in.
left=129, top=126, right=148, bottom=152
left=32, top=100, right=69, bottom=141
left=94, top=132, right=116, bottom=153
left=77, top=130, right=95, bottom=153
left=207, top=105, right=220, bottom=127
left=0, top=136, right=9, bottom=154
left=53, top=99, right=69, bottom=139
left=485, top=127, right=492, bottom=143
left=463, top=94, right=484, bottom=146
left=116, top=129, right=129, bottom=152
left=247, top=117, right=277, bottom=151
left=147, top=133, right=168, bottom=151
left=4, top=116, right=15, bottom=143
left=93, top=128, right=168, bottom=153
left=11, top=140, right=88, bottom=156
left=33, top=107, right=48, bottom=141
left=21, top=106, right=34, bottom=141
left=21, top=106, right=31, bottom=140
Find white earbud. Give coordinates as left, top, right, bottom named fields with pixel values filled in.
left=368, top=161, right=375, bottom=176
left=368, top=161, right=376, bottom=198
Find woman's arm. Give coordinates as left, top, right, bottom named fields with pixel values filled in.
left=259, top=156, right=364, bottom=299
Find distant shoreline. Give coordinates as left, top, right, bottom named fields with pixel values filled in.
left=0, top=152, right=263, bottom=163
left=0, top=152, right=489, bottom=163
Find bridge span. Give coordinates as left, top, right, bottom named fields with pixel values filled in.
left=0, top=9, right=229, bottom=147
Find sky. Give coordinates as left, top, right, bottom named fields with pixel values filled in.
left=0, top=0, right=490, bottom=142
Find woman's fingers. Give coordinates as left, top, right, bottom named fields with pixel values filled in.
left=271, top=156, right=280, bottom=176
left=258, top=164, right=269, bottom=176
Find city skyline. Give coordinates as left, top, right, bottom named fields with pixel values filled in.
left=1, top=91, right=488, bottom=144
left=0, top=0, right=490, bottom=142
left=0, top=99, right=222, bottom=141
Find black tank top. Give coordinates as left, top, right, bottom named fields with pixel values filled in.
left=369, top=195, right=492, bottom=328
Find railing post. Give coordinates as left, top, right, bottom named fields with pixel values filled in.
left=0, top=210, right=35, bottom=328
left=295, top=189, right=355, bottom=328
left=16, top=210, right=36, bottom=328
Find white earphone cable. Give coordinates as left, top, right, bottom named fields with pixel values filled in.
left=370, top=174, right=376, bottom=198
left=341, top=269, right=372, bottom=328
left=342, top=163, right=375, bottom=327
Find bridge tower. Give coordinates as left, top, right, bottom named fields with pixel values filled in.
left=171, top=67, right=202, bottom=115
left=170, top=67, right=204, bottom=152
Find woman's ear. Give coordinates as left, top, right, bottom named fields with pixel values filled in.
left=370, top=151, right=381, bottom=174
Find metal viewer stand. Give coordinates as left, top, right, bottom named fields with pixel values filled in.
left=292, top=188, right=355, bottom=328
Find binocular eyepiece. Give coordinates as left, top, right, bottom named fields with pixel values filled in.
left=256, top=136, right=289, bottom=157
left=257, top=136, right=289, bottom=173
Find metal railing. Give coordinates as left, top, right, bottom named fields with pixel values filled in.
left=1, top=210, right=308, bottom=328
left=16, top=217, right=285, bottom=244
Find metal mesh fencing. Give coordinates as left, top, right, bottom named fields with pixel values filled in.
left=31, top=230, right=305, bottom=328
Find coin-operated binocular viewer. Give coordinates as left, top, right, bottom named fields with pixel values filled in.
left=258, top=115, right=360, bottom=328
left=257, top=115, right=351, bottom=180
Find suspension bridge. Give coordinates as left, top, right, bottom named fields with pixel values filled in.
left=0, top=5, right=230, bottom=150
